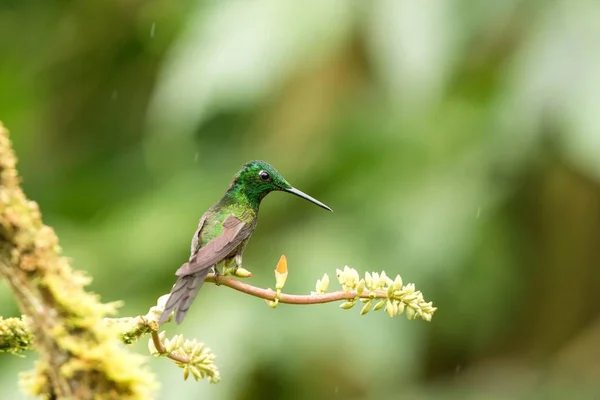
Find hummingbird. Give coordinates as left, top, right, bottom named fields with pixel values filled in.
left=159, top=160, right=332, bottom=324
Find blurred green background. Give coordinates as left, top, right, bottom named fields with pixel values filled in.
left=2, top=0, right=600, bottom=399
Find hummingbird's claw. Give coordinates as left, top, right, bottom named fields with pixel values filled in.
left=212, top=267, right=222, bottom=286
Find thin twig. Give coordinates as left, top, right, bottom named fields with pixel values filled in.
left=150, top=331, right=189, bottom=364
left=204, top=273, right=384, bottom=304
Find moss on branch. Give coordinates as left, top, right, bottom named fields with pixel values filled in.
left=0, top=122, right=156, bottom=399
left=0, top=316, right=34, bottom=353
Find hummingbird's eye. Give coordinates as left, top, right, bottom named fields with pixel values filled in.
left=259, top=170, right=271, bottom=182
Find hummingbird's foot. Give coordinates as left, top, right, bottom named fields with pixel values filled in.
left=233, top=254, right=252, bottom=278
left=212, top=267, right=222, bottom=286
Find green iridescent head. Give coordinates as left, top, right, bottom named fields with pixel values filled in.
left=227, top=160, right=332, bottom=211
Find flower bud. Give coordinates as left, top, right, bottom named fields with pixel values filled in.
left=234, top=267, right=252, bottom=278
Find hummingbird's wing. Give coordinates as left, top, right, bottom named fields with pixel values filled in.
left=175, top=215, right=251, bottom=276
left=189, top=214, right=208, bottom=259
left=160, top=215, right=251, bottom=324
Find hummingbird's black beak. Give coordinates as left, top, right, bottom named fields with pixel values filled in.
left=285, top=187, right=332, bottom=212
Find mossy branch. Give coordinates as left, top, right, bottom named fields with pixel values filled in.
left=0, top=122, right=156, bottom=399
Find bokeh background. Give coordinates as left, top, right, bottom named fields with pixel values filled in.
left=2, top=1, right=600, bottom=399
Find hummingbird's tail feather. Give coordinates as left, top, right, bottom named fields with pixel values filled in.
left=159, top=269, right=210, bottom=325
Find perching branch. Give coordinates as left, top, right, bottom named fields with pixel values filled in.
left=204, top=259, right=437, bottom=321
left=205, top=273, right=365, bottom=304
left=204, top=272, right=431, bottom=311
